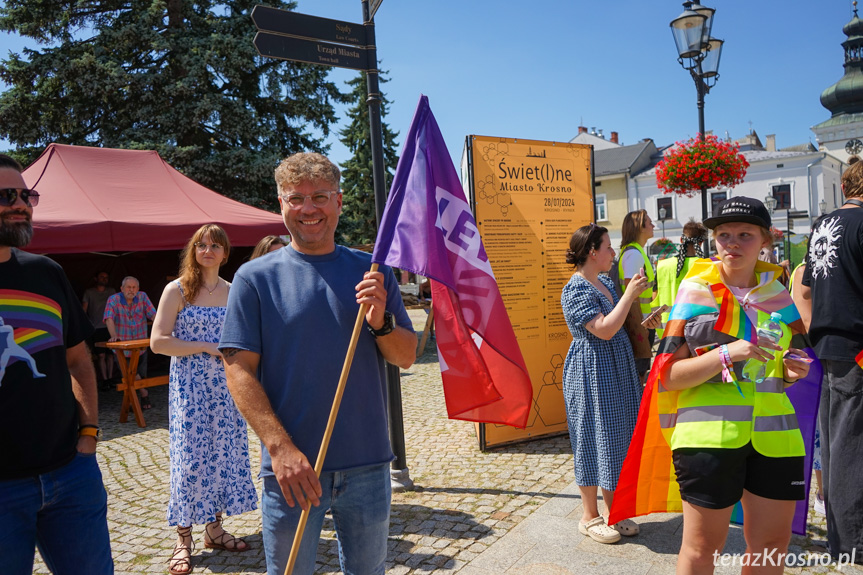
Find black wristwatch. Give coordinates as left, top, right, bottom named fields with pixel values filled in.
left=367, top=310, right=395, bottom=338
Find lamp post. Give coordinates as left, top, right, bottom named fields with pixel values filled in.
left=670, top=1, right=724, bottom=253
left=819, top=198, right=828, bottom=215
left=659, top=206, right=667, bottom=239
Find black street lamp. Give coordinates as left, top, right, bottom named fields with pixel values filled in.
left=670, top=1, right=724, bottom=235
left=659, top=206, right=667, bottom=239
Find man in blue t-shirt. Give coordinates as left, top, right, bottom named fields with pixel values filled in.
left=220, top=152, right=416, bottom=575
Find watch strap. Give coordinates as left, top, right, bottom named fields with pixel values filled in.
left=78, top=425, right=101, bottom=440
left=367, top=310, right=395, bottom=337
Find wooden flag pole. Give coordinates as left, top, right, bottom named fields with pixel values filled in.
left=284, top=263, right=379, bottom=575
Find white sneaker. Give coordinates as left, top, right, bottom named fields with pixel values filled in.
left=814, top=493, right=825, bottom=516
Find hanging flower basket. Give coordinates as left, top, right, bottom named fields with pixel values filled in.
left=655, top=134, right=749, bottom=197
left=770, top=226, right=783, bottom=240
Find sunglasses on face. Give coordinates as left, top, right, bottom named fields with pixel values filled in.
left=0, top=188, right=40, bottom=207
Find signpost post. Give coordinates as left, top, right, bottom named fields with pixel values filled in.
left=251, top=0, right=412, bottom=492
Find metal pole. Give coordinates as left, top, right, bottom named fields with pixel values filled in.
left=361, top=0, right=413, bottom=492
left=693, top=62, right=710, bottom=256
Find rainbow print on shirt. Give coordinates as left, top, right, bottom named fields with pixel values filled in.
left=0, top=289, right=62, bottom=380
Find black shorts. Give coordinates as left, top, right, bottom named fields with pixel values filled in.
left=672, top=442, right=805, bottom=509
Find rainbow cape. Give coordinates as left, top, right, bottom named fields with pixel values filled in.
left=609, top=259, right=817, bottom=534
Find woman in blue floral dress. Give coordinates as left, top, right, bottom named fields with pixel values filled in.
left=561, top=223, right=657, bottom=544
left=151, top=224, right=257, bottom=575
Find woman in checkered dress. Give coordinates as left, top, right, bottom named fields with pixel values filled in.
left=561, top=224, right=654, bottom=543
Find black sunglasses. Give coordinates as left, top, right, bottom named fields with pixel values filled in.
left=0, top=188, right=40, bottom=207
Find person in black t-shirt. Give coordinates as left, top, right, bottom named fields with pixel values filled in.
left=0, top=154, right=113, bottom=575
left=800, top=157, right=863, bottom=562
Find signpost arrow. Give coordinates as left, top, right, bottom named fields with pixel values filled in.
left=253, top=32, right=369, bottom=71
left=251, top=5, right=366, bottom=47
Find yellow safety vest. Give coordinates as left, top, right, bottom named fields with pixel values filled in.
left=617, top=242, right=657, bottom=318
left=654, top=256, right=697, bottom=338
left=657, top=309, right=805, bottom=457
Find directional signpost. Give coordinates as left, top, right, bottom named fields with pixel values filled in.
left=253, top=33, right=369, bottom=70
left=251, top=5, right=370, bottom=70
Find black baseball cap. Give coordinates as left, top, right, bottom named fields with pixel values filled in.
left=703, top=196, right=772, bottom=230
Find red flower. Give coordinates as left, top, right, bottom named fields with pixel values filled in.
left=656, top=135, right=749, bottom=197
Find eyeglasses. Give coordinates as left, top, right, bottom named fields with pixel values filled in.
left=0, top=188, right=40, bottom=207
left=194, top=242, right=224, bottom=252
left=280, top=191, right=339, bottom=209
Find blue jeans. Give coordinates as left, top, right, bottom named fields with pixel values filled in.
left=262, top=463, right=391, bottom=575
left=0, top=452, right=113, bottom=575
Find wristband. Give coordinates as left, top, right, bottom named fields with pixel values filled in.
left=78, top=425, right=102, bottom=441
left=719, top=345, right=745, bottom=397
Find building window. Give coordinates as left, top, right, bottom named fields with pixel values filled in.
left=656, top=196, right=673, bottom=221
left=771, top=184, right=791, bottom=209
left=595, top=194, right=608, bottom=222
left=711, top=191, right=727, bottom=216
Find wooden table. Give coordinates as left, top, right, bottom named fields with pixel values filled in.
left=406, top=301, right=435, bottom=355
left=98, top=339, right=168, bottom=428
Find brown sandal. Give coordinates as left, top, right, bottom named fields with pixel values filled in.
left=169, top=526, right=194, bottom=575
left=204, top=515, right=249, bottom=552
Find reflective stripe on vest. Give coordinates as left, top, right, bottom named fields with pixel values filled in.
left=618, top=243, right=656, bottom=317
left=659, top=309, right=805, bottom=457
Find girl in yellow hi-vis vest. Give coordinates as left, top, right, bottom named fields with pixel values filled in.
left=618, top=209, right=657, bottom=380
left=660, top=197, right=812, bottom=574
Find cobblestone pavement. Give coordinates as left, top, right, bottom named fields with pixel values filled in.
left=32, top=310, right=858, bottom=574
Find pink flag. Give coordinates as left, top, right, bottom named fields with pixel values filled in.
left=372, top=96, right=532, bottom=428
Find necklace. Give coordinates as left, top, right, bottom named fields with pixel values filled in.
left=203, top=279, right=220, bottom=295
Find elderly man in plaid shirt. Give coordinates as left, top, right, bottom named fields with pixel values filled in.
left=103, top=276, right=156, bottom=408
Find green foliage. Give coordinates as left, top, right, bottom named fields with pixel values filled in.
left=0, top=0, right=348, bottom=212
left=336, top=72, right=399, bottom=246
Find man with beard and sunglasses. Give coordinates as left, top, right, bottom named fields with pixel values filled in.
left=0, top=154, right=114, bottom=575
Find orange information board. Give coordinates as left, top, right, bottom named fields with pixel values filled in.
left=464, top=135, right=594, bottom=449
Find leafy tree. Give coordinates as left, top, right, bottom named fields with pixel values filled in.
left=0, top=0, right=346, bottom=211
left=336, top=71, right=399, bottom=246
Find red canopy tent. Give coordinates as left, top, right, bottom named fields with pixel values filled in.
left=22, top=143, right=284, bottom=254
left=17, top=143, right=287, bottom=377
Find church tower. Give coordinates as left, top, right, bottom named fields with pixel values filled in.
left=812, top=2, right=863, bottom=161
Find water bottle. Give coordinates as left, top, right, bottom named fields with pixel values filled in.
left=742, top=312, right=784, bottom=383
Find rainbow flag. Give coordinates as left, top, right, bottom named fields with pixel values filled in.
left=711, top=284, right=757, bottom=342
left=609, top=259, right=812, bottom=534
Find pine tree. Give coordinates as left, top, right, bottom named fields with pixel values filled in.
left=0, top=0, right=346, bottom=211
left=336, top=72, right=399, bottom=246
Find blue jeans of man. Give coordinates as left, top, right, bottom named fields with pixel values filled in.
left=262, top=462, right=391, bottom=575
left=0, top=451, right=113, bottom=575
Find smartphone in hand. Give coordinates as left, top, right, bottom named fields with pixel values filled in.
left=641, top=304, right=670, bottom=326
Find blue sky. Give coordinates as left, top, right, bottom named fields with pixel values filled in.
left=0, top=1, right=858, bottom=169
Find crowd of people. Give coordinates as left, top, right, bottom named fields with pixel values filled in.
left=0, top=151, right=417, bottom=575
left=2, top=145, right=861, bottom=575
left=560, top=167, right=863, bottom=573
